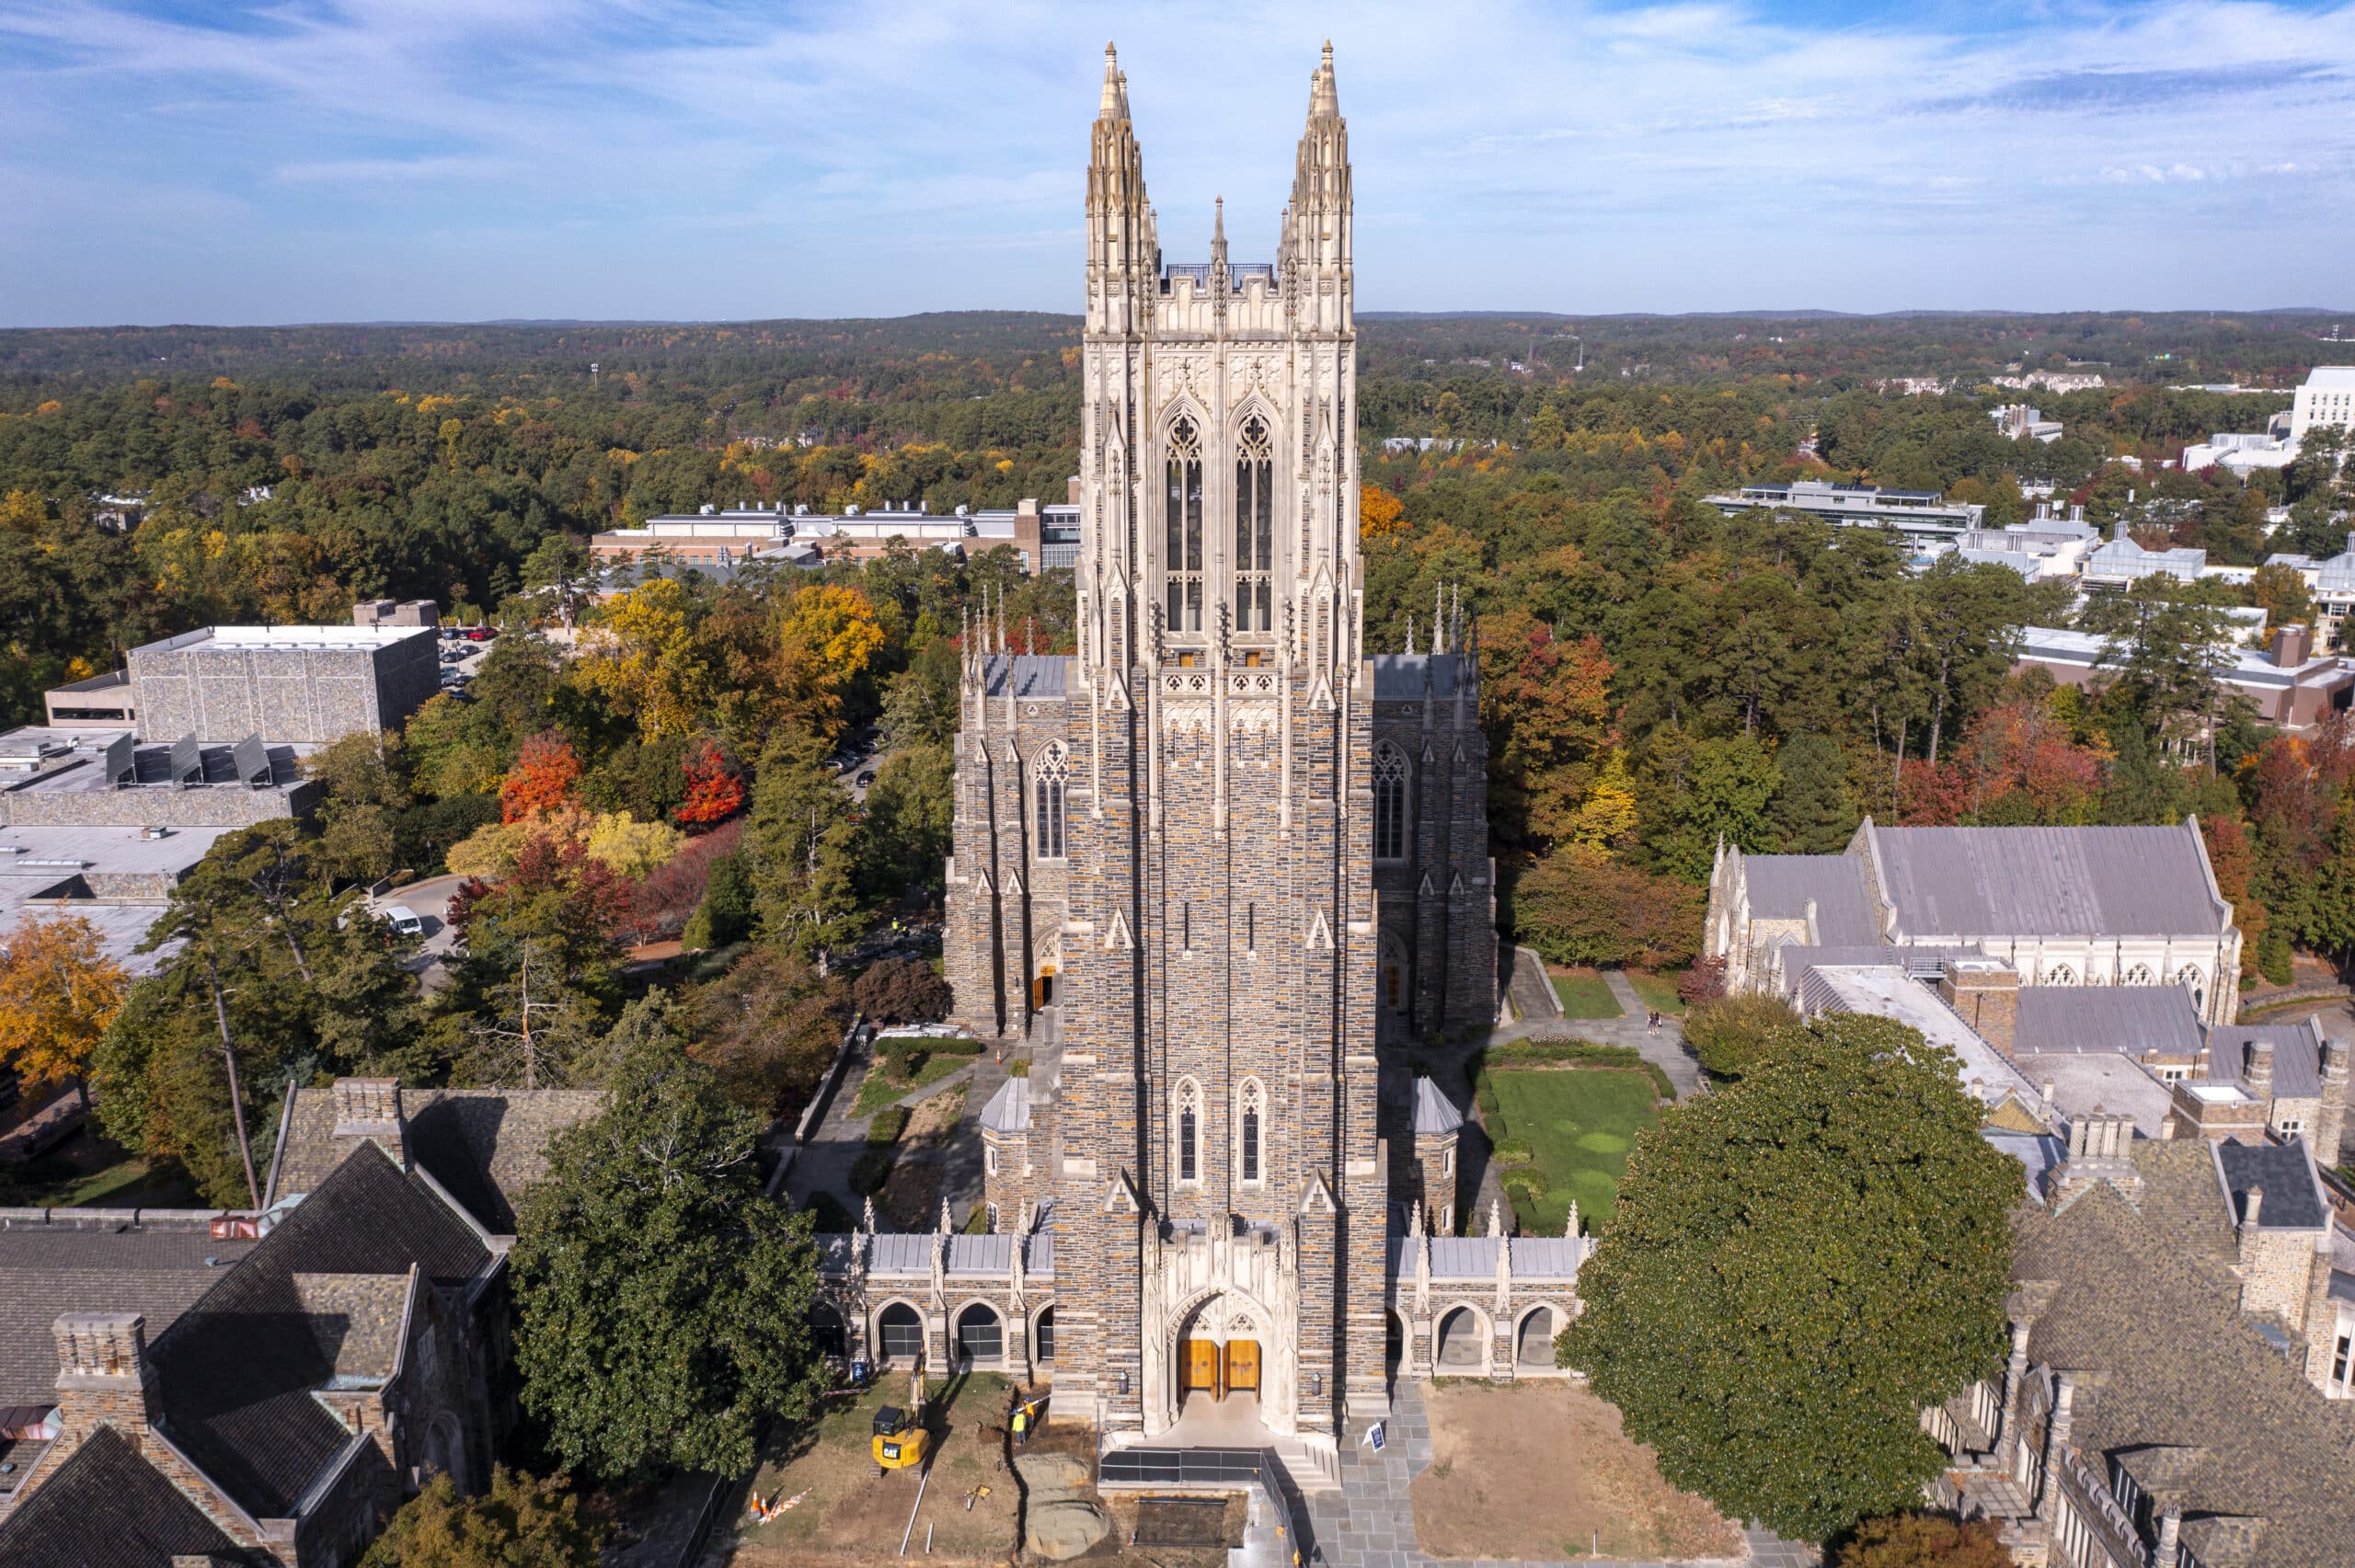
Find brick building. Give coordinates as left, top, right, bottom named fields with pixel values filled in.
left=939, top=45, right=1494, bottom=1471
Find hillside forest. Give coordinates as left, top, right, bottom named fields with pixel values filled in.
left=1, top=310, right=2352, bottom=1205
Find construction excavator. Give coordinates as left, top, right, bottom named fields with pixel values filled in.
left=872, top=1360, right=933, bottom=1476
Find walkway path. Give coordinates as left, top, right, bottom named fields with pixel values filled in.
left=1298, top=1381, right=1813, bottom=1568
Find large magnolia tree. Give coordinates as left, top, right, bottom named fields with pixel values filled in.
left=1562, top=1012, right=2020, bottom=1542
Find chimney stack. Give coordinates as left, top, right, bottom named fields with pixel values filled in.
left=53, top=1312, right=157, bottom=1434
left=331, top=1077, right=407, bottom=1170
left=2243, top=1041, right=2275, bottom=1107
left=2240, top=1183, right=2264, bottom=1228
left=1939, top=959, right=2020, bottom=1056
left=2269, top=624, right=2312, bottom=669
left=2317, top=1036, right=2351, bottom=1166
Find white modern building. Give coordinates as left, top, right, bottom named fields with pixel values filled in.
left=2290, top=365, right=2355, bottom=444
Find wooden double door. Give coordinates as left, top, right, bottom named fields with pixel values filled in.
left=1178, top=1338, right=1261, bottom=1402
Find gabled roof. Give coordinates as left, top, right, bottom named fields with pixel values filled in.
left=270, top=1084, right=600, bottom=1234
left=1737, top=853, right=1881, bottom=945
left=0, top=1225, right=257, bottom=1408
left=980, top=1077, right=1033, bottom=1134
left=2207, top=1019, right=2326, bottom=1101
left=979, top=654, right=1067, bottom=700
left=1865, top=821, right=2227, bottom=940
left=150, top=1141, right=490, bottom=1518
left=2010, top=1143, right=2355, bottom=1565
left=0, top=1426, right=244, bottom=1568
left=1370, top=653, right=1466, bottom=699
left=2213, top=1139, right=2326, bottom=1231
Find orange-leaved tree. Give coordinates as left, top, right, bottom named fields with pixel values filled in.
left=1361, top=483, right=1407, bottom=543
left=0, top=915, right=129, bottom=1109
left=501, top=732, right=582, bottom=823
left=675, top=738, right=745, bottom=828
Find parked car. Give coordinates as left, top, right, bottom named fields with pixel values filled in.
left=381, top=905, right=425, bottom=937
left=465, top=627, right=491, bottom=642
left=856, top=771, right=878, bottom=787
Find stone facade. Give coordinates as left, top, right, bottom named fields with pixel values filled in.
left=942, top=44, right=1494, bottom=1467
left=127, top=625, right=438, bottom=745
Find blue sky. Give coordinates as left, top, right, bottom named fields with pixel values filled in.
left=4, top=0, right=2351, bottom=326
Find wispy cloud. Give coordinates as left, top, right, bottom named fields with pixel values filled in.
left=0, top=0, right=2349, bottom=325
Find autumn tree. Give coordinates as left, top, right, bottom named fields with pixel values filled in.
left=1564, top=1013, right=2018, bottom=1541
left=0, top=916, right=127, bottom=1110
left=500, top=731, right=581, bottom=823
left=772, top=581, right=887, bottom=739
left=574, top=577, right=716, bottom=738
left=1360, top=483, right=1407, bottom=542
left=1513, top=846, right=1702, bottom=969
left=687, top=947, right=847, bottom=1115
left=1830, top=1514, right=2010, bottom=1568
left=1478, top=612, right=1615, bottom=855
left=360, top=1468, right=607, bottom=1568
left=673, top=737, right=745, bottom=828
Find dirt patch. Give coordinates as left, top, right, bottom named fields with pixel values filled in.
left=877, top=1159, right=946, bottom=1230
left=1411, top=1381, right=1741, bottom=1562
left=906, top=1082, right=969, bottom=1140
left=720, top=1373, right=1018, bottom=1566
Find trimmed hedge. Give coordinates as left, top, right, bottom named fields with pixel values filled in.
left=868, top=1104, right=909, bottom=1144
left=1491, top=1137, right=1535, bottom=1167
left=1502, top=1167, right=1550, bottom=1200
left=849, top=1148, right=895, bottom=1196
left=1483, top=1039, right=1677, bottom=1101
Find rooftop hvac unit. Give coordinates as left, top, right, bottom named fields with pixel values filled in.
left=141, top=825, right=171, bottom=841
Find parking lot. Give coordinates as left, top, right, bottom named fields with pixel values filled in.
left=433, top=624, right=497, bottom=693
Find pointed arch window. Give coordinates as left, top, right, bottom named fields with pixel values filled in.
left=1238, top=1079, right=1264, bottom=1185
left=1175, top=1079, right=1201, bottom=1185
left=1234, top=414, right=1274, bottom=633
left=1032, top=742, right=1068, bottom=861
left=1165, top=415, right=1204, bottom=635
left=2042, top=964, right=2075, bottom=986
left=2122, top=963, right=2154, bottom=986
left=1373, top=742, right=1409, bottom=862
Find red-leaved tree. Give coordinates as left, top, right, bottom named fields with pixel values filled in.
left=673, top=738, right=746, bottom=829
left=500, top=732, right=582, bottom=824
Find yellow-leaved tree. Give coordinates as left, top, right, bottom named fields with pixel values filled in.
left=1361, top=484, right=1407, bottom=543
left=0, top=916, right=129, bottom=1109
left=773, top=582, right=885, bottom=739
left=575, top=578, right=716, bottom=739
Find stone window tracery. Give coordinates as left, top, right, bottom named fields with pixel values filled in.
left=1165, top=415, right=1204, bottom=635
left=1033, top=742, right=1068, bottom=860
left=2043, top=964, right=2075, bottom=985
left=2122, top=963, right=2154, bottom=986
left=1238, top=1079, right=1264, bottom=1185
left=1373, top=741, right=1408, bottom=862
left=1175, top=1078, right=1201, bottom=1185
left=1234, top=413, right=1274, bottom=633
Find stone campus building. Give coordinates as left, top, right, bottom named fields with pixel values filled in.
left=936, top=44, right=1498, bottom=1468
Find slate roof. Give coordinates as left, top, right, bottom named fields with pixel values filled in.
left=1864, top=822, right=2227, bottom=939
left=980, top=1078, right=1032, bottom=1134
left=979, top=654, right=1067, bottom=700
left=2011, top=986, right=2206, bottom=1059
left=2213, top=1138, right=2326, bottom=1231
left=1411, top=1079, right=1464, bottom=1135
left=149, top=1141, right=490, bottom=1518
left=1739, top=853, right=1881, bottom=944
left=0, top=1426, right=245, bottom=1568
left=1427, top=1237, right=1499, bottom=1277
left=2011, top=1140, right=2355, bottom=1565
left=0, top=1224, right=257, bottom=1406
left=269, top=1084, right=601, bottom=1233
left=2207, top=1019, right=2326, bottom=1100
left=1371, top=654, right=1466, bottom=700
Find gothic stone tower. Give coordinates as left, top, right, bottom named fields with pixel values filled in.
left=945, top=43, right=1489, bottom=1453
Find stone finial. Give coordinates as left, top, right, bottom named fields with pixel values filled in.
left=1565, top=1200, right=1580, bottom=1239
left=1098, top=42, right=1123, bottom=119
left=938, top=1197, right=954, bottom=1235
left=1407, top=1200, right=1424, bottom=1240
left=1488, top=1198, right=1502, bottom=1239
left=862, top=1196, right=878, bottom=1234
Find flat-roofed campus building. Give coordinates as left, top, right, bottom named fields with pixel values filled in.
left=124, top=624, right=438, bottom=745
left=1705, top=479, right=1986, bottom=540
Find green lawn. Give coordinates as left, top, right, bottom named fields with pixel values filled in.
left=852, top=1051, right=969, bottom=1117
left=1627, top=970, right=1688, bottom=1018
left=1550, top=968, right=1623, bottom=1020
left=1487, top=1068, right=1660, bottom=1236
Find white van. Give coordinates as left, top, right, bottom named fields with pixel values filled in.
left=383, top=905, right=426, bottom=938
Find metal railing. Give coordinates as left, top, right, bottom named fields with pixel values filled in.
left=1095, top=1446, right=1318, bottom=1564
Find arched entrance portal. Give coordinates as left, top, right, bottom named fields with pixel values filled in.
left=1171, top=1293, right=1268, bottom=1417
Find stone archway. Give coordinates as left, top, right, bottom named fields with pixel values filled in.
left=1435, top=1304, right=1489, bottom=1375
